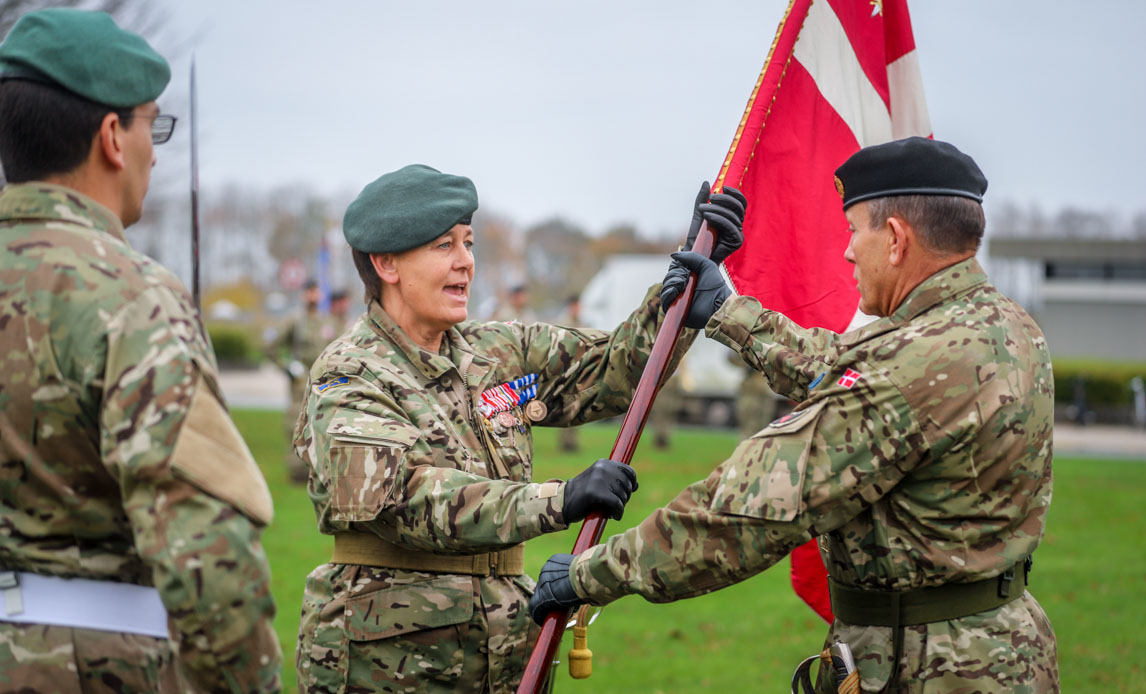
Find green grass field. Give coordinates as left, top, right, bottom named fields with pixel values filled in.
left=233, top=409, right=1146, bottom=693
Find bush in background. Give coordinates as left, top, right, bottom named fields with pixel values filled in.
left=1053, top=359, right=1146, bottom=424
left=1053, top=359, right=1145, bottom=407
left=206, top=323, right=262, bottom=369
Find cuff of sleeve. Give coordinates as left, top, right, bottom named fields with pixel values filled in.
left=706, top=294, right=764, bottom=348
left=569, top=544, right=624, bottom=605
left=521, top=479, right=569, bottom=531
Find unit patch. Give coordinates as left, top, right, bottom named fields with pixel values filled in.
left=315, top=376, right=350, bottom=393
left=837, top=368, right=860, bottom=389
left=768, top=408, right=809, bottom=428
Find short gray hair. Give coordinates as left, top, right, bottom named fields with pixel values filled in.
left=867, top=194, right=985, bottom=255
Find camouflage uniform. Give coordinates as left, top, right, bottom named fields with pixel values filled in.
left=570, top=259, right=1058, bottom=692
left=0, top=184, right=282, bottom=692
left=270, top=309, right=338, bottom=482
left=732, top=357, right=778, bottom=438
left=295, top=285, right=688, bottom=693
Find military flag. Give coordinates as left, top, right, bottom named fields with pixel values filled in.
left=713, top=0, right=932, bottom=621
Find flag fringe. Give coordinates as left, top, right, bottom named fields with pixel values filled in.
left=714, top=0, right=809, bottom=192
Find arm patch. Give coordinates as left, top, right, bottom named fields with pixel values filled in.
left=170, top=377, right=274, bottom=525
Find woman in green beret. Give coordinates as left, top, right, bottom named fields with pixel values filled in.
left=292, top=164, right=745, bottom=693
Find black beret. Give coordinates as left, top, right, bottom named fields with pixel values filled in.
left=0, top=9, right=170, bottom=108
left=834, top=137, right=987, bottom=210
left=343, top=164, right=479, bottom=254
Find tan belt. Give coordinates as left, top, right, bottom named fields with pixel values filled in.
left=331, top=533, right=525, bottom=577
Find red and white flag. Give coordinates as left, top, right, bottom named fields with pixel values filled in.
left=711, top=0, right=931, bottom=622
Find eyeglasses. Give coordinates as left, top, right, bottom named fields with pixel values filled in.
left=149, top=114, right=177, bottom=145
left=126, top=111, right=178, bottom=144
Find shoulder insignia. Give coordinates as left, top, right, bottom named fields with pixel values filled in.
left=768, top=408, right=810, bottom=428
left=315, top=376, right=350, bottom=393
left=837, top=368, right=861, bottom=389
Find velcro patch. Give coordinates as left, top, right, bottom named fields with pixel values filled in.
left=316, top=376, right=350, bottom=393
left=769, top=408, right=809, bottom=428
left=837, top=368, right=860, bottom=389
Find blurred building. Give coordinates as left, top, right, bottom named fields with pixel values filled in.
left=988, top=237, right=1146, bottom=361
left=581, top=254, right=743, bottom=426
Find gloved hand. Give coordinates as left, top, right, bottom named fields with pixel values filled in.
left=659, top=251, right=732, bottom=330
left=529, top=553, right=584, bottom=625
left=562, top=458, right=638, bottom=523
left=683, top=182, right=748, bottom=264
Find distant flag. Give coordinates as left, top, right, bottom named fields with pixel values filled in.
left=317, top=237, right=332, bottom=314
left=711, top=0, right=932, bottom=622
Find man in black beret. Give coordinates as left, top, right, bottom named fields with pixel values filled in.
left=0, top=9, right=282, bottom=692
left=531, top=137, right=1059, bottom=692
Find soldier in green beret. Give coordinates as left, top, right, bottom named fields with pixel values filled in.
left=532, top=138, right=1059, bottom=693
left=293, top=164, right=747, bottom=692
left=0, top=9, right=281, bottom=691
left=268, top=279, right=340, bottom=484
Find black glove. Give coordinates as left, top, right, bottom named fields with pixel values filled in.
left=659, top=251, right=732, bottom=330
left=683, top=182, right=748, bottom=264
left=529, top=553, right=584, bottom=625
left=562, top=458, right=638, bottom=523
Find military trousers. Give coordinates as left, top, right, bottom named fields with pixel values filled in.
left=0, top=622, right=180, bottom=692
left=297, top=563, right=539, bottom=693
left=820, top=592, right=1059, bottom=693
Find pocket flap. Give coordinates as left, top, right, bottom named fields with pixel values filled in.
left=755, top=398, right=828, bottom=437
left=346, top=574, right=474, bottom=641
left=712, top=399, right=829, bottom=522
left=327, top=408, right=420, bottom=447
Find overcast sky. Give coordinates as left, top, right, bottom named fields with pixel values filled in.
left=153, top=0, right=1146, bottom=238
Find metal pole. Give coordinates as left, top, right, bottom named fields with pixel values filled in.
left=190, top=56, right=201, bottom=311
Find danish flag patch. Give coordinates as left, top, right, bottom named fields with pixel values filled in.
left=837, top=368, right=861, bottom=389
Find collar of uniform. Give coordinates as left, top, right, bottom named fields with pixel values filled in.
left=444, top=324, right=499, bottom=387
left=365, top=301, right=498, bottom=383
left=889, top=257, right=987, bottom=323
left=839, top=257, right=988, bottom=347
left=0, top=182, right=127, bottom=244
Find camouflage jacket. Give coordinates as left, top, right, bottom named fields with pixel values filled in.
left=297, top=283, right=686, bottom=546
left=0, top=184, right=282, bottom=692
left=571, top=259, right=1057, bottom=691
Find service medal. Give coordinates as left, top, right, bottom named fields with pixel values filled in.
left=525, top=400, right=547, bottom=422
left=489, top=416, right=507, bottom=435
left=498, top=410, right=517, bottom=429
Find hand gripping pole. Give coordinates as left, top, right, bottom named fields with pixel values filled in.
left=515, top=224, right=716, bottom=694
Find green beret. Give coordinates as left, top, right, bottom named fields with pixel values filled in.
left=834, top=137, right=987, bottom=210
left=343, top=165, right=479, bottom=254
left=0, top=9, right=170, bottom=108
